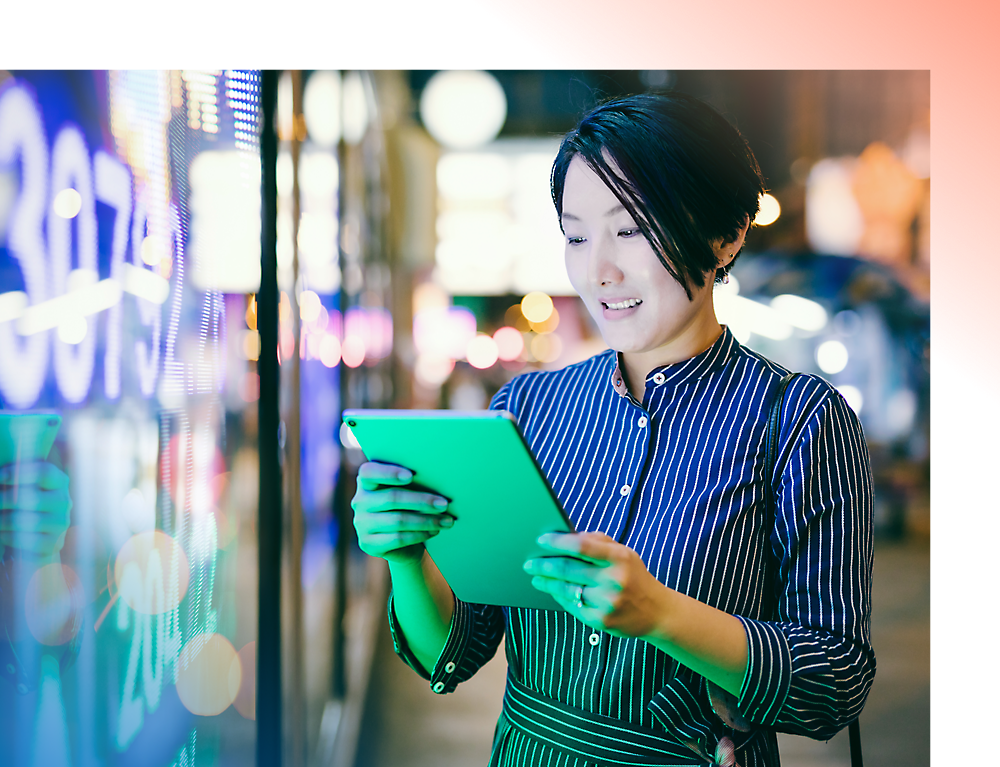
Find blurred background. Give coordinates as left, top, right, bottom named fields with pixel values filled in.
left=0, top=70, right=928, bottom=766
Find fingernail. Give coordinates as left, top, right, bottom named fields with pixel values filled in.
left=397, top=469, right=412, bottom=481
left=433, top=498, right=448, bottom=509
left=439, top=517, right=453, bottom=528
left=522, top=561, right=533, bottom=571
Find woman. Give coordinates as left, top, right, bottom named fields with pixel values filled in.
left=353, top=92, right=875, bottom=767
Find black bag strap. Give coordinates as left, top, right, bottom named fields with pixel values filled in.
left=765, top=373, right=863, bottom=767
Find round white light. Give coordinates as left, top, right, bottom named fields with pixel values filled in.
left=466, top=334, right=499, bottom=369
left=816, top=340, right=849, bottom=374
left=420, top=71, right=507, bottom=150
left=53, top=188, right=82, bottom=219
left=303, top=71, right=341, bottom=148
left=342, top=71, right=369, bottom=145
left=836, top=385, right=864, bottom=414
left=754, top=193, right=781, bottom=226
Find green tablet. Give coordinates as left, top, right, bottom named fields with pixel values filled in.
left=343, top=409, right=574, bottom=611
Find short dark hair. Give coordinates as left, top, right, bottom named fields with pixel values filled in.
left=551, top=92, right=766, bottom=300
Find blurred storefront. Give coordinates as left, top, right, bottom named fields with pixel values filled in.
left=0, top=69, right=929, bottom=767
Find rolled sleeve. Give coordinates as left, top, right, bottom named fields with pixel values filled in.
left=735, top=616, right=793, bottom=726
left=728, top=380, right=876, bottom=738
left=387, top=591, right=504, bottom=695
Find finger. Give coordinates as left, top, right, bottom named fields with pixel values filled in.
left=522, top=556, right=599, bottom=585
left=359, top=531, right=437, bottom=558
left=357, top=488, right=449, bottom=514
left=0, top=487, right=71, bottom=518
left=535, top=533, right=614, bottom=566
left=0, top=509, right=70, bottom=534
left=0, top=531, right=63, bottom=556
left=0, top=462, right=68, bottom=489
left=357, top=462, right=413, bottom=490
left=361, top=511, right=453, bottom=535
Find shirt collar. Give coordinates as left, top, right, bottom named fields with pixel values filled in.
left=608, top=326, right=738, bottom=397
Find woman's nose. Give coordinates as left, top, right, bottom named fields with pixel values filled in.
left=588, top=236, right=622, bottom=286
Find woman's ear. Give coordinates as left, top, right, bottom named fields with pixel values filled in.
left=713, top=215, right=751, bottom=270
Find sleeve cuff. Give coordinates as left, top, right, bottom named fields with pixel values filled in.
left=735, top=616, right=793, bottom=726
left=386, top=590, right=476, bottom=694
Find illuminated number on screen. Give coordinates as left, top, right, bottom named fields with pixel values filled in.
left=50, top=125, right=98, bottom=404
left=162, top=203, right=185, bottom=394
left=0, top=83, right=50, bottom=408
left=115, top=549, right=169, bottom=750
left=95, top=150, right=133, bottom=400
left=131, top=188, right=163, bottom=398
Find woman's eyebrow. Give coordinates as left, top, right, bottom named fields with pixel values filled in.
left=561, top=204, right=626, bottom=223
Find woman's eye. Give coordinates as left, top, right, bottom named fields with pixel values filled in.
left=619, top=228, right=640, bottom=238
left=566, top=236, right=586, bottom=245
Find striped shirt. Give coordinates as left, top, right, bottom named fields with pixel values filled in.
left=389, top=327, right=875, bottom=767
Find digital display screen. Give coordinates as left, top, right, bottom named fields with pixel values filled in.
left=1, top=70, right=263, bottom=766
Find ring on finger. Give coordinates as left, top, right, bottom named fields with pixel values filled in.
left=574, top=584, right=586, bottom=609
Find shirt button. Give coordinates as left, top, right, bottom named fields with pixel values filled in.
left=432, top=681, right=445, bottom=693
left=620, top=484, right=631, bottom=496
left=5, top=664, right=14, bottom=675
left=637, top=416, right=647, bottom=428
left=589, top=632, right=601, bottom=646
left=17, top=683, right=28, bottom=695
left=652, top=372, right=666, bottom=385
left=444, top=662, right=456, bottom=674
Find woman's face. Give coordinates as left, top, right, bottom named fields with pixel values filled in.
left=561, top=155, right=725, bottom=373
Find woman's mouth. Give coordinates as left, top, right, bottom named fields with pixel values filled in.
left=602, top=299, right=643, bottom=310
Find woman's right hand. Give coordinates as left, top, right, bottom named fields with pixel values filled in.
left=351, top=461, right=453, bottom=564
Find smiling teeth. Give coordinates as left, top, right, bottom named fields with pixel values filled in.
left=605, top=299, right=642, bottom=310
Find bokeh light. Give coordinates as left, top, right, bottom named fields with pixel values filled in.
left=342, top=335, right=365, bottom=368
left=141, top=236, right=169, bottom=267
left=770, top=294, right=827, bottom=332
left=530, top=332, right=562, bottom=364
left=121, top=488, right=155, bottom=534
left=493, top=326, right=524, bottom=361
left=303, top=71, right=341, bottom=148
left=754, top=193, right=781, bottom=226
left=239, top=371, right=260, bottom=402
left=816, top=339, right=849, bottom=374
left=299, top=290, right=321, bottom=323
left=242, top=329, right=260, bottom=360
left=528, top=306, right=559, bottom=334
left=837, top=384, right=864, bottom=414
left=52, top=188, right=82, bottom=219
left=419, top=70, right=507, bottom=150
left=176, top=633, right=240, bottom=717
left=114, top=530, right=190, bottom=614
left=504, top=303, right=531, bottom=332
left=466, top=334, right=499, bottom=369
left=520, top=292, right=553, bottom=323
left=319, top=335, right=341, bottom=367
left=24, top=564, right=85, bottom=646
left=414, top=354, right=455, bottom=387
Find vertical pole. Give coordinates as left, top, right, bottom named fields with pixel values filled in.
left=331, top=71, right=350, bottom=702
left=257, top=69, right=283, bottom=767
left=287, top=69, right=306, bottom=767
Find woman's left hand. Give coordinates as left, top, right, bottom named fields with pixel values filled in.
left=524, top=531, right=668, bottom=639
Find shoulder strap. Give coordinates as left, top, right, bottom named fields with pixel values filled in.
left=764, top=372, right=863, bottom=767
